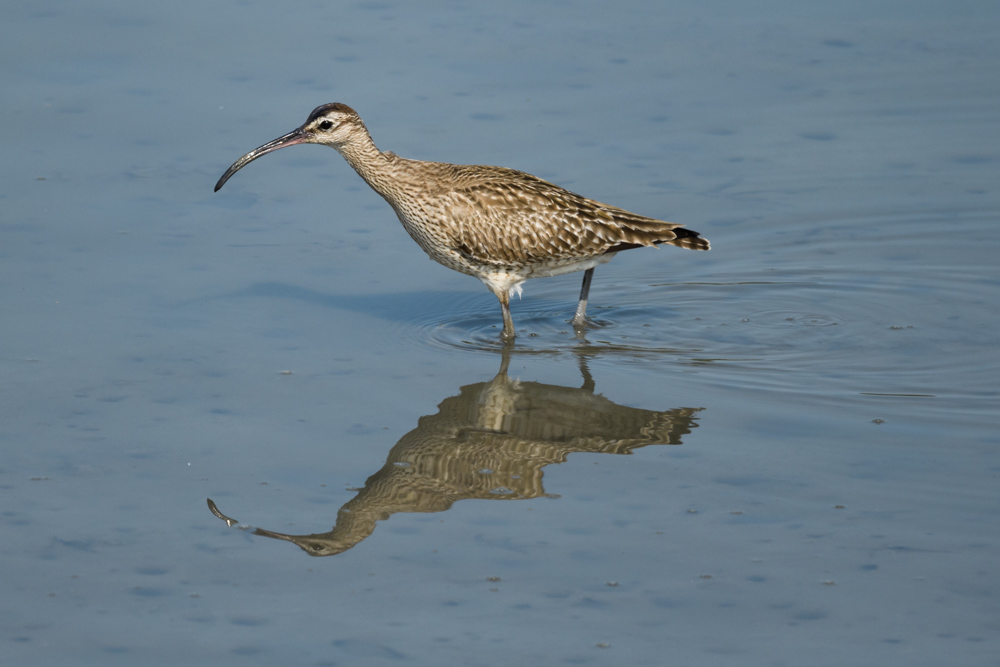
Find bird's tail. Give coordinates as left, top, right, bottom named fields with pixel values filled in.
left=663, top=227, right=710, bottom=251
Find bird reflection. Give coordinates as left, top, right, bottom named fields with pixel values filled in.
left=208, top=353, right=703, bottom=557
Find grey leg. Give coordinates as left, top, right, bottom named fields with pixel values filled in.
left=499, top=292, right=516, bottom=341
left=571, top=267, right=594, bottom=327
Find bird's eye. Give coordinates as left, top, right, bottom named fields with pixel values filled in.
left=319, top=120, right=334, bottom=130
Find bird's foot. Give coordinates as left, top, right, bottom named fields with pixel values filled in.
left=570, top=314, right=593, bottom=339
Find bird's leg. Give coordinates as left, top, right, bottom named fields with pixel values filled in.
left=497, top=347, right=512, bottom=376
left=576, top=352, right=595, bottom=393
left=499, top=292, right=516, bottom=341
left=571, top=268, right=595, bottom=327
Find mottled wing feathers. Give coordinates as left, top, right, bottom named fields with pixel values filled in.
left=428, top=165, right=708, bottom=267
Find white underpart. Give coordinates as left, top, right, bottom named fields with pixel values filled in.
left=479, top=254, right=617, bottom=303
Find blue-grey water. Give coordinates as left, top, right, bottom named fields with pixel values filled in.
left=3, top=1, right=999, bottom=665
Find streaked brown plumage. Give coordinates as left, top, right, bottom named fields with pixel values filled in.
left=215, top=103, right=710, bottom=340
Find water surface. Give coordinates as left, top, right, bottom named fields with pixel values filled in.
left=2, top=1, right=999, bottom=665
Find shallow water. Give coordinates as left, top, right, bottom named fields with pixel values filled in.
left=3, top=1, right=999, bottom=665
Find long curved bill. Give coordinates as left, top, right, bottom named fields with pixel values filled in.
left=214, top=129, right=307, bottom=192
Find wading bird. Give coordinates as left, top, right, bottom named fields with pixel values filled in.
left=215, top=104, right=709, bottom=340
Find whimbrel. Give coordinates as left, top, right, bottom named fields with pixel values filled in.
left=215, top=103, right=710, bottom=340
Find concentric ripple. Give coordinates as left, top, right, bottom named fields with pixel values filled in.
left=741, top=311, right=842, bottom=328
left=398, top=285, right=733, bottom=360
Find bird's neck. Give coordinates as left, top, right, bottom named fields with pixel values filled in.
left=336, top=134, right=407, bottom=204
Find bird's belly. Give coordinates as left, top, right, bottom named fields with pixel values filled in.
left=518, top=253, right=616, bottom=279
left=393, top=210, right=483, bottom=275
